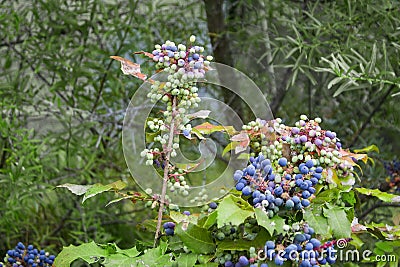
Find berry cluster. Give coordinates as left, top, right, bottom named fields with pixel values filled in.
left=261, top=224, right=338, bottom=266
left=240, top=115, right=354, bottom=183
left=234, top=154, right=321, bottom=216
left=163, top=221, right=176, bottom=236
left=151, top=35, right=212, bottom=78
left=384, top=160, right=400, bottom=192
left=1, top=242, right=56, bottom=267
left=140, top=36, right=214, bottom=199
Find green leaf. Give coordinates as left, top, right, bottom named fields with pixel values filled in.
left=313, top=188, right=340, bottom=204
left=56, top=183, right=93, bottom=196
left=134, top=246, right=171, bottom=265
left=353, top=144, right=379, bottom=154
left=54, top=241, right=107, bottom=267
left=355, top=188, right=400, bottom=203
left=217, top=228, right=270, bottom=251
left=255, top=208, right=284, bottom=235
left=105, top=195, right=133, bottom=207
left=83, top=180, right=127, bottom=203
left=341, top=190, right=356, bottom=205
left=193, top=122, right=236, bottom=135
left=216, top=195, right=254, bottom=228
left=175, top=223, right=215, bottom=254
left=199, top=211, right=218, bottom=229
left=304, top=207, right=331, bottom=238
left=323, top=207, right=351, bottom=238
left=175, top=253, right=198, bottom=267
left=115, top=246, right=140, bottom=257
left=170, top=211, right=198, bottom=225
left=222, top=142, right=239, bottom=156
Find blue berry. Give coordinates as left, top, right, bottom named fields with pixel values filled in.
left=265, top=240, right=275, bottom=249
left=274, top=256, right=284, bottom=266
left=305, top=160, right=314, bottom=168
left=274, top=197, right=284, bottom=206
left=209, top=202, right=218, bottom=209
left=183, top=210, right=190, bottom=215
left=278, top=157, right=288, bottom=167
left=242, top=186, right=252, bottom=196
left=238, top=255, right=249, bottom=266
left=182, top=129, right=190, bottom=137
left=274, top=186, right=283, bottom=196
left=292, top=196, right=301, bottom=204
left=165, top=228, right=174, bottom=236
left=300, top=166, right=309, bottom=174
left=192, top=53, right=200, bottom=60
left=285, top=199, right=295, bottom=209
left=301, top=199, right=310, bottom=207
left=167, top=222, right=176, bottom=228
left=294, top=233, right=307, bottom=243
left=246, top=165, right=256, bottom=176
left=315, top=166, right=323, bottom=173
left=305, top=243, right=314, bottom=250
left=225, top=261, right=234, bottom=267
left=236, top=182, right=245, bottom=191
left=302, top=191, right=311, bottom=199
left=310, top=238, right=321, bottom=248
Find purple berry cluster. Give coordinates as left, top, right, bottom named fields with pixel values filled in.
left=163, top=221, right=176, bottom=236
left=261, top=224, right=337, bottom=266
left=384, top=160, right=400, bottom=192
left=1, top=242, right=56, bottom=267
left=234, top=154, right=321, bottom=216
left=151, top=35, right=212, bottom=78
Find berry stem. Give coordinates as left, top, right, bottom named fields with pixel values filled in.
left=154, top=96, right=177, bottom=247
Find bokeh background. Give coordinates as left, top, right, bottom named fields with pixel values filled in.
left=1, top=0, right=399, bottom=257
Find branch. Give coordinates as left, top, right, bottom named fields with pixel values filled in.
left=270, top=68, right=292, bottom=115
left=154, top=97, right=177, bottom=247
left=259, top=0, right=277, bottom=96
left=349, top=84, right=395, bottom=147
left=358, top=201, right=400, bottom=220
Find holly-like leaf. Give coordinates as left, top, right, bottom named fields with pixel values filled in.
left=255, top=208, right=284, bottom=236
left=217, top=228, right=270, bottom=251
left=57, top=184, right=93, bottom=196
left=82, top=180, right=127, bottom=203
left=174, top=223, right=215, bottom=254
left=304, top=206, right=331, bottom=238
left=216, top=195, right=254, bottom=228
left=54, top=241, right=107, bottom=267
left=323, top=207, right=351, bottom=238
left=170, top=211, right=198, bottom=225
left=355, top=188, right=400, bottom=203
left=198, top=211, right=218, bottom=229
left=134, top=245, right=171, bottom=266
left=175, top=254, right=198, bottom=267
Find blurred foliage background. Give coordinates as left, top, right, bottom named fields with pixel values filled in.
left=1, top=0, right=399, bottom=256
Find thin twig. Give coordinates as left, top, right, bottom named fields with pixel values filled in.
left=358, top=201, right=400, bottom=220
left=154, top=97, right=177, bottom=247
left=349, top=84, right=395, bottom=147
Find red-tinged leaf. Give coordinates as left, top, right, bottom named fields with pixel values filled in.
left=134, top=51, right=154, bottom=58
left=110, top=56, right=147, bottom=81
left=231, top=132, right=250, bottom=153
left=340, top=150, right=368, bottom=165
